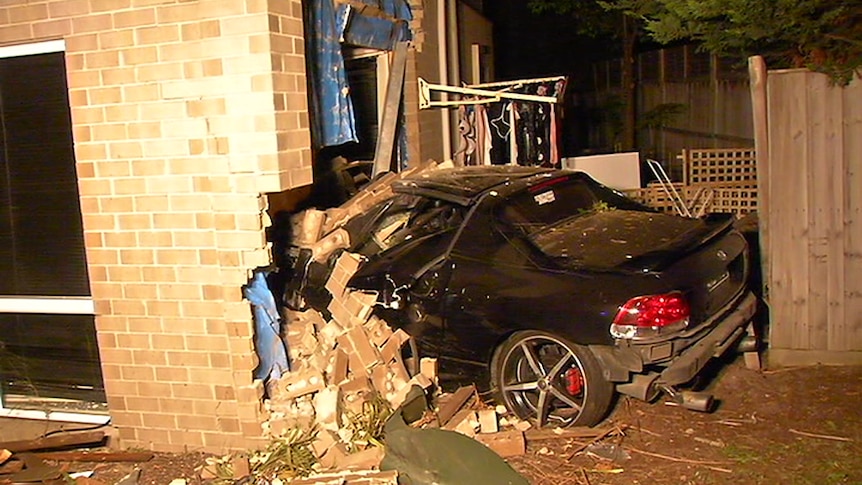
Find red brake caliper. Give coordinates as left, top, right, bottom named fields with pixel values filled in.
left=565, top=367, right=583, bottom=395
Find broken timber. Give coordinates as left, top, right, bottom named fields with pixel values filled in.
left=0, top=430, right=106, bottom=453
left=372, top=41, right=409, bottom=177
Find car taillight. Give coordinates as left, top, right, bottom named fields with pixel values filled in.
left=610, top=292, right=690, bottom=340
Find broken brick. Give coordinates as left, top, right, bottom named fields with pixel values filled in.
left=474, top=429, right=526, bottom=457
left=314, top=385, right=342, bottom=431
left=388, top=374, right=432, bottom=409
left=379, top=329, right=411, bottom=363
left=337, top=446, right=385, bottom=470
left=419, top=357, right=438, bottom=385
left=326, top=348, right=350, bottom=385
left=478, top=409, right=498, bottom=434
left=445, top=409, right=478, bottom=437
left=311, top=228, right=351, bottom=263
left=231, top=456, right=250, bottom=479
left=338, top=326, right=381, bottom=371
left=328, top=297, right=357, bottom=328
left=364, top=316, right=393, bottom=348
left=293, top=209, right=326, bottom=246
left=269, top=368, right=326, bottom=400
left=344, top=290, right=378, bottom=321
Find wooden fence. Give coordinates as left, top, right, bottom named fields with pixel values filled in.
left=754, top=65, right=862, bottom=366
left=625, top=148, right=757, bottom=216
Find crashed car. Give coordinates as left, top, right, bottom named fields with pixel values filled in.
left=284, top=166, right=758, bottom=427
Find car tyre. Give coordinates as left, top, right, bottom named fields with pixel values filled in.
left=491, top=330, right=614, bottom=427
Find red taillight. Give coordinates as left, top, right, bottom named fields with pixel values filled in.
left=611, top=292, right=690, bottom=339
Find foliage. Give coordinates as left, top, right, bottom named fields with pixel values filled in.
left=535, top=0, right=862, bottom=84
left=528, top=0, right=621, bottom=39
left=205, top=427, right=319, bottom=482
left=342, top=391, right=393, bottom=451
left=579, top=201, right=616, bottom=214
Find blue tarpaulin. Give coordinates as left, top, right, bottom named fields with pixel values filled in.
left=245, top=271, right=289, bottom=382
left=306, top=0, right=412, bottom=149
left=338, top=0, right=412, bottom=51
left=307, top=0, right=359, bottom=148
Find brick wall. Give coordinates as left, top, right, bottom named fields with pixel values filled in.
left=0, top=0, right=311, bottom=452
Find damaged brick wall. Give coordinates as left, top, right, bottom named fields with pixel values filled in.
left=0, top=0, right=311, bottom=452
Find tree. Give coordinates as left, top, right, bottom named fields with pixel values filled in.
left=529, top=1, right=641, bottom=152
left=616, top=0, right=861, bottom=84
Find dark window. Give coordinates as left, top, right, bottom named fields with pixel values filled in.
left=0, top=52, right=89, bottom=296
left=0, top=51, right=103, bottom=404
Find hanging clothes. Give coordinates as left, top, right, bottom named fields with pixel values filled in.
left=446, top=77, right=567, bottom=167
left=475, top=104, right=492, bottom=165
left=454, top=105, right=476, bottom=166
left=487, top=102, right=512, bottom=165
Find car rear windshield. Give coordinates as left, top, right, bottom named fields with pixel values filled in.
left=499, top=175, right=643, bottom=236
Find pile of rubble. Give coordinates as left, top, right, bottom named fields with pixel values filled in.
left=204, top=164, right=532, bottom=483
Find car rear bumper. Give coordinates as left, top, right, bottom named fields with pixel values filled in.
left=591, top=290, right=758, bottom=396
left=653, top=291, right=758, bottom=386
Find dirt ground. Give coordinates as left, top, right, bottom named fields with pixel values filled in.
left=50, top=356, right=862, bottom=484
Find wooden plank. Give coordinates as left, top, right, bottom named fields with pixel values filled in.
left=842, top=78, right=862, bottom=353
left=372, top=41, right=409, bottom=177
left=766, top=70, right=810, bottom=352
left=766, top=349, right=862, bottom=367
left=806, top=72, right=831, bottom=352
left=821, top=75, right=846, bottom=352
left=787, top=72, right=811, bottom=352
left=0, top=430, right=105, bottom=453
left=34, top=451, right=154, bottom=463
left=435, top=385, right=476, bottom=427
left=0, top=459, right=24, bottom=474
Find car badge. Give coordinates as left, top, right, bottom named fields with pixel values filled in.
left=716, top=250, right=728, bottom=261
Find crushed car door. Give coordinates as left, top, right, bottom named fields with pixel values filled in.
left=347, top=194, right=465, bottom=356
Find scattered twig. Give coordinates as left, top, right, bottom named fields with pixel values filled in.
left=714, top=413, right=758, bottom=427
left=789, top=428, right=852, bottom=442
left=565, top=425, right=624, bottom=461
left=761, top=366, right=807, bottom=375
left=705, top=465, right=733, bottom=473
left=626, top=446, right=733, bottom=466
left=632, top=425, right=662, bottom=437
left=518, top=458, right=553, bottom=482
left=693, top=436, right=726, bottom=448
left=715, top=420, right=743, bottom=427
left=579, top=467, right=591, bottom=485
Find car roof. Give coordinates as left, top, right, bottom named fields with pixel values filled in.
left=391, top=166, right=558, bottom=205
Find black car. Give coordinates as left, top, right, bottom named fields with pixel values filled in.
left=285, top=166, right=758, bottom=427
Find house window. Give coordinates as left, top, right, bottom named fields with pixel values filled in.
left=0, top=42, right=104, bottom=406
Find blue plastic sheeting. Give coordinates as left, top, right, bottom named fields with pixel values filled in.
left=306, top=0, right=412, bottom=148
left=338, top=0, right=412, bottom=51
left=307, top=0, right=359, bottom=148
left=245, top=271, right=289, bottom=382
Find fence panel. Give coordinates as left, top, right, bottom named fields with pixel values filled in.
left=764, top=69, right=862, bottom=365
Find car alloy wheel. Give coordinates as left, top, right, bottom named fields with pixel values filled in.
left=492, top=331, right=613, bottom=427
